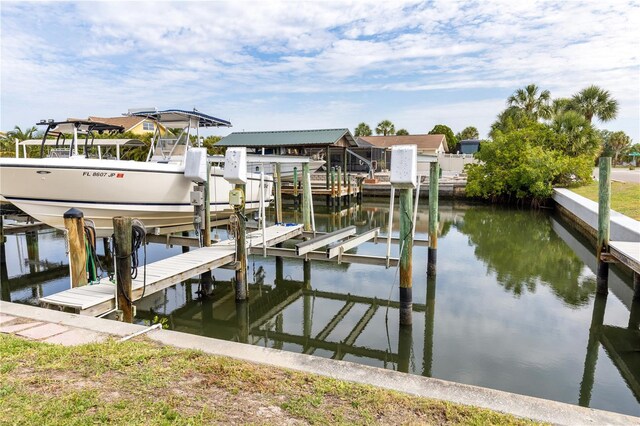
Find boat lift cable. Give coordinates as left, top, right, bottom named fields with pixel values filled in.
left=131, top=219, right=147, bottom=300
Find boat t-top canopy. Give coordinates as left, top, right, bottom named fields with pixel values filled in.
left=36, top=119, right=125, bottom=135
left=128, top=108, right=232, bottom=128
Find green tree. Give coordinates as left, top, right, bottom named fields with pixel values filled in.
left=396, top=128, right=409, bottom=135
left=455, top=126, right=479, bottom=140
left=551, top=98, right=571, bottom=117
left=354, top=122, right=372, bottom=137
left=375, top=120, right=395, bottom=136
left=607, top=131, right=631, bottom=165
left=489, top=107, right=533, bottom=138
left=569, top=85, right=618, bottom=123
left=2, top=125, right=39, bottom=157
left=465, top=123, right=592, bottom=203
left=506, top=84, right=552, bottom=120
left=428, top=124, right=456, bottom=151
left=550, top=111, right=601, bottom=158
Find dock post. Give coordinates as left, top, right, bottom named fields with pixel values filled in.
left=200, top=162, right=214, bottom=295
left=336, top=166, right=342, bottom=210
left=326, top=146, right=331, bottom=190
left=633, top=272, right=640, bottom=301
left=235, top=184, right=247, bottom=301
left=293, top=167, right=299, bottom=209
left=342, top=147, right=347, bottom=185
left=63, top=208, right=87, bottom=288
left=427, top=162, right=439, bottom=277
left=347, top=173, right=352, bottom=205
left=399, top=188, right=413, bottom=326
left=596, top=157, right=611, bottom=295
left=302, top=163, right=312, bottom=232
left=330, top=167, right=336, bottom=208
left=113, top=216, right=133, bottom=323
left=275, top=163, right=283, bottom=224
left=358, top=176, right=364, bottom=203
left=1, top=216, right=9, bottom=301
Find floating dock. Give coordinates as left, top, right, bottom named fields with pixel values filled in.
left=40, top=224, right=303, bottom=316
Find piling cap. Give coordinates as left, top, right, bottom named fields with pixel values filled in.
left=63, top=208, right=84, bottom=219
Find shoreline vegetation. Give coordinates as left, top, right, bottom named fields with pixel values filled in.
left=0, top=334, right=541, bottom=425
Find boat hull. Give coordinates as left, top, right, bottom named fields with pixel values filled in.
left=0, top=158, right=273, bottom=236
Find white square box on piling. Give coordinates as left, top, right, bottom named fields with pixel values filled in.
left=184, top=148, right=208, bottom=183
left=223, top=147, right=247, bottom=184
left=390, top=145, right=417, bottom=188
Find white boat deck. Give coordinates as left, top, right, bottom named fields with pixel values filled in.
left=40, top=224, right=303, bottom=316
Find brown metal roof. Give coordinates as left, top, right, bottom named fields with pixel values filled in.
left=357, top=134, right=448, bottom=152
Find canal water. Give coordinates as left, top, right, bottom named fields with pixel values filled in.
left=2, top=199, right=639, bottom=417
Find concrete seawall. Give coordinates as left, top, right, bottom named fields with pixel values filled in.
left=553, top=188, right=640, bottom=243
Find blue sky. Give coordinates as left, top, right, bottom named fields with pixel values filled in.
left=1, top=1, right=639, bottom=141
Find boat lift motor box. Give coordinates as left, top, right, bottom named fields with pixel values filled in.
left=390, top=145, right=417, bottom=189
left=184, top=148, right=208, bottom=183
left=223, top=147, right=247, bottom=184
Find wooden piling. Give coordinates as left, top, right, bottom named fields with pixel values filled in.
left=330, top=167, right=336, bottom=208
left=336, top=166, right=342, bottom=209
left=427, top=162, right=439, bottom=277
left=326, top=146, right=331, bottom=190
left=422, top=275, right=436, bottom=377
left=275, top=163, right=283, bottom=224
left=25, top=231, right=40, bottom=274
left=596, top=157, right=611, bottom=294
left=342, top=147, right=347, bottom=185
left=63, top=208, right=87, bottom=288
left=302, top=163, right=312, bottom=232
left=347, top=174, right=352, bottom=205
left=399, top=188, right=413, bottom=326
left=293, top=167, right=299, bottom=209
left=633, top=272, right=640, bottom=301
left=113, top=216, right=133, bottom=322
left=397, top=323, right=412, bottom=373
left=1, top=231, right=9, bottom=302
left=203, top=162, right=212, bottom=247
left=0, top=214, right=4, bottom=244
left=235, top=184, right=247, bottom=300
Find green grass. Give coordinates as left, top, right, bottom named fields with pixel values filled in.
left=0, top=334, right=543, bottom=425
left=570, top=181, right=640, bottom=220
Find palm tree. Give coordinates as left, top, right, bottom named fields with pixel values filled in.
left=396, top=128, right=409, bottom=135
left=551, top=111, right=600, bottom=157
left=569, top=85, right=618, bottom=123
left=551, top=98, right=571, bottom=118
left=455, top=126, right=479, bottom=140
left=507, top=84, right=552, bottom=120
left=608, top=131, right=631, bottom=165
left=1, top=125, right=38, bottom=156
left=375, top=120, right=395, bottom=136
left=354, top=122, right=372, bottom=137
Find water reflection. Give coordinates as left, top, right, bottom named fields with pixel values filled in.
left=457, top=208, right=596, bottom=306
left=2, top=200, right=639, bottom=416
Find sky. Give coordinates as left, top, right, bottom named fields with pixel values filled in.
left=1, top=0, right=639, bottom=141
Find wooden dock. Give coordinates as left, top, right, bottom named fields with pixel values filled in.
left=40, top=224, right=303, bottom=316
left=608, top=241, right=640, bottom=275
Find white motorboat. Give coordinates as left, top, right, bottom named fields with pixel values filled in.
left=0, top=109, right=273, bottom=236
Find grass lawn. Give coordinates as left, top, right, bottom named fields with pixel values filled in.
left=570, top=181, right=640, bottom=220
left=0, top=334, right=542, bottom=425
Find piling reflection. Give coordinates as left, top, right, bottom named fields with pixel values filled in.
left=579, top=293, right=640, bottom=405
left=422, top=274, right=436, bottom=377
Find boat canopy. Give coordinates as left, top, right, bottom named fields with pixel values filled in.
left=129, top=109, right=232, bottom=128
left=19, top=138, right=145, bottom=147
left=37, top=119, right=125, bottom=135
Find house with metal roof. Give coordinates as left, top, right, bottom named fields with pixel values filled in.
left=356, top=134, right=448, bottom=155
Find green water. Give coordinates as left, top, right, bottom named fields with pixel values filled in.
left=2, top=199, right=639, bottom=416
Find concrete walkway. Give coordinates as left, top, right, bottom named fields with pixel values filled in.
left=1, top=301, right=638, bottom=426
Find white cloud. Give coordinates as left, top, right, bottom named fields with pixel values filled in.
left=1, top=0, right=639, bottom=140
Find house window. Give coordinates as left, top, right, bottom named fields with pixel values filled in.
left=143, top=121, right=155, bottom=131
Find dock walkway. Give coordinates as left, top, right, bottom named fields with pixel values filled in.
left=40, top=224, right=303, bottom=316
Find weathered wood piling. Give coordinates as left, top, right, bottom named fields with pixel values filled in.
left=427, top=162, right=439, bottom=277
left=113, top=216, right=133, bottom=322
left=63, top=208, right=87, bottom=288
left=399, top=187, right=413, bottom=326
left=597, top=157, right=611, bottom=294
